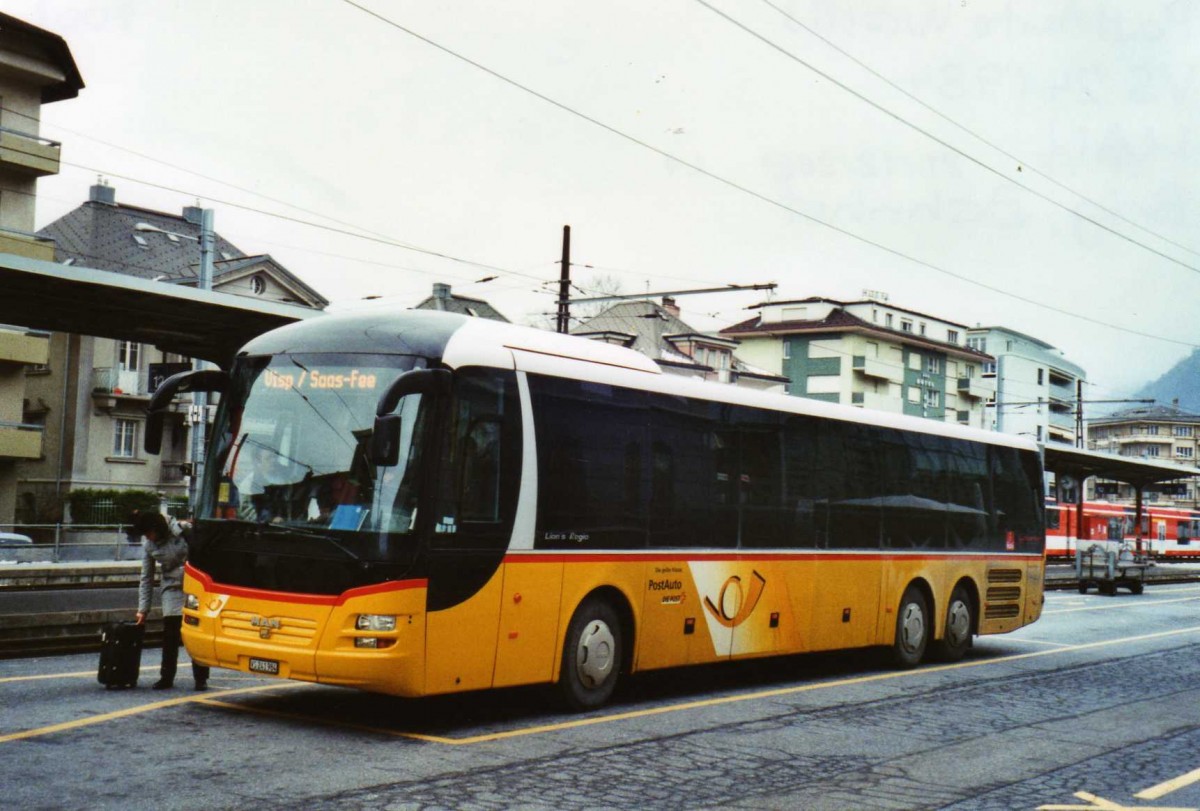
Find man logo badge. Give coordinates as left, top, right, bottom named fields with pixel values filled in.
left=250, top=616, right=281, bottom=639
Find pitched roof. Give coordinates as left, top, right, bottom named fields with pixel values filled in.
left=38, top=200, right=248, bottom=281
left=721, top=307, right=993, bottom=362
left=164, top=254, right=330, bottom=308
left=1091, top=403, right=1200, bottom=425
left=413, top=287, right=510, bottom=322
left=573, top=300, right=788, bottom=382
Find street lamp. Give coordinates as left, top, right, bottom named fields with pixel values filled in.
left=136, top=213, right=216, bottom=514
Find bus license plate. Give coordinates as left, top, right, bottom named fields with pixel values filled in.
left=248, top=657, right=279, bottom=675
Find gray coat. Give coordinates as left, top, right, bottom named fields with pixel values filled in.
left=137, top=525, right=189, bottom=617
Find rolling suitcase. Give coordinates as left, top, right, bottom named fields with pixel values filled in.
left=98, top=620, right=144, bottom=689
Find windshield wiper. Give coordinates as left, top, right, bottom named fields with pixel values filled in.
left=213, top=518, right=363, bottom=562
left=257, top=522, right=362, bottom=562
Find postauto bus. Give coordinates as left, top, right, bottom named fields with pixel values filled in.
left=146, top=309, right=1044, bottom=709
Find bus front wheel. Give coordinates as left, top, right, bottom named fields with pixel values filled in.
left=559, top=597, right=623, bottom=711
left=892, top=585, right=929, bottom=668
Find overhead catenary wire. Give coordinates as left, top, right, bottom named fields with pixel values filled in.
left=693, top=0, right=1200, bottom=277
left=754, top=0, right=1200, bottom=262
left=337, top=0, right=1199, bottom=351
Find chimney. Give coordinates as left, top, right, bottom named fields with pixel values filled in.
left=661, top=296, right=680, bottom=318
left=182, top=205, right=204, bottom=225
left=89, top=181, right=115, bottom=206
left=432, top=283, right=452, bottom=310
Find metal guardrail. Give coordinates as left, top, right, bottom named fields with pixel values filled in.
left=0, top=524, right=142, bottom=563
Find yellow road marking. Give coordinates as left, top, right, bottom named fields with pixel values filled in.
left=1038, top=789, right=1194, bottom=810
left=5, top=625, right=1200, bottom=747
left=1138, top=765, right=1200, bottom=801
left=0, top=664, right=162, bottom=684
left=0, top=682, right=302, bottom=744
left=208, top=624, right=1200, bottom=746
left=1044, top=596, right=1200, bottom=616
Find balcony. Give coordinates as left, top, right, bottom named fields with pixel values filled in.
left=0, top=227, right=55, bottom=262
left=852, top=355, right=902, bottom=384
left=91, top=367, right=148, bottom=409
left=0, top=421, right=42, bottom=460
left=0, top=126, right=61, bottom=177
left=956, top=376, right=995, bottom=400
left=0, top=328, right=48, bottom=366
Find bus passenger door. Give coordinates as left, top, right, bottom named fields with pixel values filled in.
left=423, top=368, right=522, bottom=695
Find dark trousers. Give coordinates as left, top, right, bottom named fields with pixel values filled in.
left=161, top=615, right=211, bottom=685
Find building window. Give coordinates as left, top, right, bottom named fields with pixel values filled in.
left=967, top=336, right=986, bottom=352
left=1037, top=368, right=1044, bottom=385
left=947, top=329, right=959, bottom=344
left=250, top=275, right=266, bottom=295
left=922, top=389, right=940, bottom=410
left=1146, top=446, right=1160, bottom=457
left=982, top=362, right=996, bottom=376
left=1174, top=426, right=1193, bottom=437
left=901, top=319, right=913, bottom=333
left=885, top=313, right=894, bottom=328
left=782, top=342, right=791, bottom=360
left=919, top=322, right=927, bottom=336
left=113, top=419, right=138, bottom=458
left=926, top=356, right=942, bottom=375
left=1147, top=425, right=1160, bottom=436
left=1036, top=425, right=1043, bottom=441
left=872, top=309, right=878, bottom=323
left=907, top=386, right=920, bottom=404
left=118, top=341, right=141, bottom=371
left=1177, top=447, right=1194, bottom=459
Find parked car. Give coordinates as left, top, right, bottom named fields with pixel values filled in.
left=0, top=532, right=33, bottom=546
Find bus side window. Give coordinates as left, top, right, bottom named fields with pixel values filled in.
left=435, top=369, right=520, bottom=539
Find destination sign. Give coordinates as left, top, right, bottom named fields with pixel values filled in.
left=262, top=367, right=380, bottom=392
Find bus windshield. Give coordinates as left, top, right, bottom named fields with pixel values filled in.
left=207, top=353, right=429, bottom=544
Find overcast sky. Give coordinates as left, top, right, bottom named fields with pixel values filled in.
left=12, top=1, right=1200, bottom=399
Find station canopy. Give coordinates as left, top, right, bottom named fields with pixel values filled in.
left=1043, top=444, right=1199, bottom=490
left=0, top=252, right=319, bottom=365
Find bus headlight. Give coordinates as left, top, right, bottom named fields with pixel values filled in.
left=184, top=593, right=200, bottom=610
left=356, top=614, right=396, bottom=632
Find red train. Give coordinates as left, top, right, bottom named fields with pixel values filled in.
left=1046, top=500, right=1200, bottom=560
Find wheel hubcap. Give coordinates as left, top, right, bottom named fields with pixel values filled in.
left=900, top=601, right=926, bottom=654
left=946, top=599, right=970, bottom=646
left=576, top=619, right=615, bottom=688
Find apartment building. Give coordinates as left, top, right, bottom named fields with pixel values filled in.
left=965, top=326, right=1086, bottom=446
left=0, top=13, right=83, bottom=526
left=720, top=296, right=993, bottom=425
left=1088, top=403, right=1200, bottom=507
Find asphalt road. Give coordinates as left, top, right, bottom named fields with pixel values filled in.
left=3, top=583, right=1200, bottom=810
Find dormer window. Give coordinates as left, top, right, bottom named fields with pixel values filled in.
left=250, top=276, right=266, bottom=295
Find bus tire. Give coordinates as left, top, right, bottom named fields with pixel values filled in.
left=1129, top=581, right=1144, bottom=595
left=930, top=584, right=973, bottom=662
left=892, top=584, right=929, bottom=669
left=559, top=597, right=623, bottom=711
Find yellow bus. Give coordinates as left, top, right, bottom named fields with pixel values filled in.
left=147, top=309, right=1044, bottom=709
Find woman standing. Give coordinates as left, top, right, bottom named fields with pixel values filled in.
left=133, top=511, right=209, bottom=690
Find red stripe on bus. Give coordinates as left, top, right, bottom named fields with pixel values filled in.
left=183, top=563, right=427, bottom=606
left=501, top=552, right=1043, bottom=564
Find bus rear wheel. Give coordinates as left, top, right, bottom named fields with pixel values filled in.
left=892, top=585, right=929, bottom=668
left=930, top=584, right=973, bottom=662
left=559, top=597, right=623, bottom=711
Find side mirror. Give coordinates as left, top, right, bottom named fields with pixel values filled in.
left=144, top=368, right=229, bottom=455
left=369, top=368, right=451, bottom=466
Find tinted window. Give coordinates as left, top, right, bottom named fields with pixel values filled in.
left=532, top=377, right=648, bottom=550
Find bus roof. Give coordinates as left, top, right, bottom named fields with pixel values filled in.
left=241, top=306, right=1039, bottom=454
